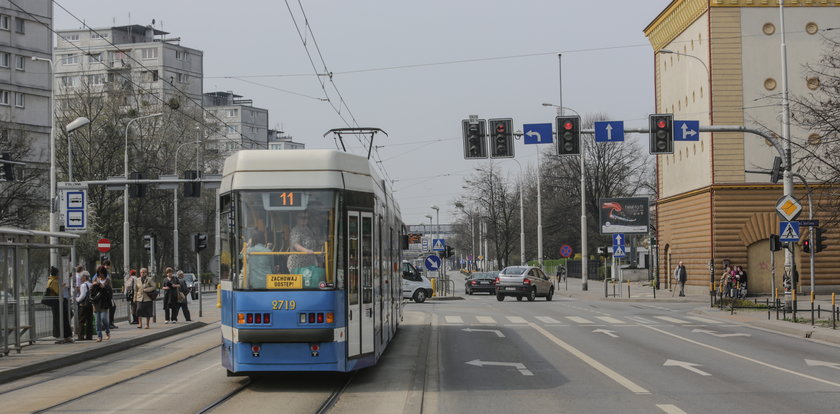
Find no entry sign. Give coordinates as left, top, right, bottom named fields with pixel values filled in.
left=97, top=238, right=112, bottom=253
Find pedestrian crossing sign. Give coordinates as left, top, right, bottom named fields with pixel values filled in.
left=779, top=221, right=800, bottom=242
left=432, top=238, right=446, bottom=251
left=613, top=246, right=626, bottom=258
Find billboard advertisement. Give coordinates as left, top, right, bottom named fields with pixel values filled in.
left=598, top=197, right=650, bottom=234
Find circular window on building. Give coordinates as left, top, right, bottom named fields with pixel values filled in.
left=808, top=133, right=822, bottom=146
left=764, top=78, right=777, bottom=91
left=763, top=23, right=776, bottom=35
left=806, top=22, right=818, bottom=35
left=807, top=77, right=820, bottom=90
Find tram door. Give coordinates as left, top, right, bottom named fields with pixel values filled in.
left=347, top=211, right=375, bottom=357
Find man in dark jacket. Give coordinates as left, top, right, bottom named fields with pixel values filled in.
left=675, top=261, right=688, bottom=297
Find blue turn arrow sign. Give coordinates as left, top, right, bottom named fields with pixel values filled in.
left=523, top=123, right=553, bottom=145
left=594, top=121, right=624, bottom=142
left=674, top=120, right=700, bottom=141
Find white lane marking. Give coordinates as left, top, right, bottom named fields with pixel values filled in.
left=566, top=316, right=594, bottom=324
left=462, top=328, right=505, bottom=338
left=626, top=316, right=656, bottom=324
left=465, top=359, right=533, bottom=376
left=596, top=316, right=625, bottom=324
left=536, top=316, right=562, bottom=324
left=685, top=316, right=723, bottom=324
left=445, top=316, right=463, bottom=324
left=657, top=404, right=688, bottom=414
left=527, top=322, right=649, bottom=394
left=506, top=316, right=528, bottom=324
left=641, top=324, right=840, bottom=389
left=476, top=316, right=496, bottom=324
left=805, top=359, right=840, bottom=370
left=663, top=359, right=711, bottom=376
left=592, top=328, right=618, bottom=338
left=654, top=316, right=689, bottom=324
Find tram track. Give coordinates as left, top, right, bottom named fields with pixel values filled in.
left=197, top=371, right=356, bottom=414
left=0, top=321, right=221, bottom=397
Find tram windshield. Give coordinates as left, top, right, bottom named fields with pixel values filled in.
left=233, top=190, right=337, bottom=290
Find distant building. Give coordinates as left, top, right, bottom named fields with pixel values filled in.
left=53, top=24, right=203, bottom=108
left=644, top=1, right=840, bottom=293
left=268, top=129, right=305, bottom=150
left=0, top=0, right=52, bottom=169
left=204, top=91, right=268, bottom=156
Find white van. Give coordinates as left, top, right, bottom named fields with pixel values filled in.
left=401, top=261, right=433, bottom=303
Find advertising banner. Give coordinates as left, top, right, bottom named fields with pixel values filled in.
left=599, top=197, right=650, bottom=234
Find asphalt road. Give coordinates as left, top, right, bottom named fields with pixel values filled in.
left=4, top=274, right=840, bottom=414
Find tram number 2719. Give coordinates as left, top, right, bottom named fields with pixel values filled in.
left=271, top=300, right=297, bottom=310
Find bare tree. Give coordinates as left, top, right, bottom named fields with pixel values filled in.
left=460, top=163, right=520, bottom=269
left=0, top=122, right=48, bottom=227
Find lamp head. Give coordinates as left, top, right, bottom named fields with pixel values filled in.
left=66, top=117, right=91, bottom=133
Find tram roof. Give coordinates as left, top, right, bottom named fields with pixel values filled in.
left=223, top=149, right=373, bottom=177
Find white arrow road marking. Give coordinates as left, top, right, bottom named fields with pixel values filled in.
left=664, top=359, right=711, bottom=376
left=691, top=328, right=751, bottom=337
left=462, top=328, right=505, bottom=338
left=605, top=124, right=613, bottom=140
left=593, top=328, right=618, bottom=338
left=805, top=359, right=840, bottom=370
left=525, top=130, right=541, bottom=141
left=680, top=122, right=697, bottom=138
left=465, top=359, right=533, bottom=376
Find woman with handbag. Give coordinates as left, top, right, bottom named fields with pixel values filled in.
left=133, top=268, right=155, bottom=329
left=162, top=267, right=180, bottom=323
left=89, top=266, right=113, bottom=342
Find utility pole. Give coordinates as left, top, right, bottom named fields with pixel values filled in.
left=779, top=2, right=797, bottom=294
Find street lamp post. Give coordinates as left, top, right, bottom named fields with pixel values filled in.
left=424, top=214, right=433, bottom=252
left=31, top=56, right=58, bottom=269
left=64, top=117, right=90, bottom=182
left=455, top=202, right=476, bottom=271
left=124, top=113, right=163, bottom=276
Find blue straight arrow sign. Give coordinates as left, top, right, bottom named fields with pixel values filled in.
left=594, top=121, right=624, bottom=142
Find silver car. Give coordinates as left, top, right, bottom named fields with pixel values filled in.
left=495, top=266, right=554, bottom=302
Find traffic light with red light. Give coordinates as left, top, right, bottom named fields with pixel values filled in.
left=556, top=116, right=581, bottom=156
left=462, top=119, right=487, bottom=159
left=489, top=118, right=514, bottom=158
left=649, top=113, right=674, bottom=154
left=802, top=239, right=811, bottom=253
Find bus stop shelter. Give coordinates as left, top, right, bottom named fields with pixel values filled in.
left=0, top=226, right=79, bottom=356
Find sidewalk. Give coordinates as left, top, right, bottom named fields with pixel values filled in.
left=0, top=294, right=219, bottom=385
left=556, top=276, right=710, bottom=303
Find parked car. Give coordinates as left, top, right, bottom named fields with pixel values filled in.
left=465, top=272, right=496, bottom=295
left=401, top=261, right=433, bottom=303
left=495, top=266, right=554, bottom=302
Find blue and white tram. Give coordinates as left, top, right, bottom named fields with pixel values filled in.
left=219, top=149, right=404, bottom=374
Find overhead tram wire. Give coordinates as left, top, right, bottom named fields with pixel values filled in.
left=284, top=0, right=395, bottom=186
left=47, top=0, right=265, bottom=149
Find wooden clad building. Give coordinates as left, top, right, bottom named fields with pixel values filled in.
left=644, top=0, right=840, bottom=294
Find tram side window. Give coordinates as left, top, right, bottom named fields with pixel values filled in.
left=236, top=190, right=336, bottom=290
left=220, top=193, right=233, bottom=281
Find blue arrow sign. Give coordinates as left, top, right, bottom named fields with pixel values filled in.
left=674, top=120, right=700, bottom=141
left=594, top=121, right=625, bottom=142
left=523, top=123, right=553, bottom=145
left=425, top=255, right=441, bottom=271
left=779, top=221, right=801, bottom=242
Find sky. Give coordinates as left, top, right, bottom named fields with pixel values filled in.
left=52, top=0, right=673, bottom=226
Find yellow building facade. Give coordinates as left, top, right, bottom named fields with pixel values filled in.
left=644, top=0, right=840, bottom=294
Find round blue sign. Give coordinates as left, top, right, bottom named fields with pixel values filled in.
left=425, top=255, right=441, bottom=271
left=560, top=245, right=573, bottom=258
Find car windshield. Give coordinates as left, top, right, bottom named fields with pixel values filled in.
left=501, top=267, right=527, bottom=275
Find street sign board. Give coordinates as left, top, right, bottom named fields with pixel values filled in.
left=422, top=239, right=429, bottom=251
left=779, top=221, right=801, bottom=242
left=674, top=120, right=700, bottom=141
left=560, top=244, right=573, bottom=258
left=799, top=219, right=819, bottom=227
left=776, top=195, right=803, bottom=221
left=432, top=239, right=446, bottom=251
left=97, top=238, right=112, bottom=253
left=612, top=233, right=626, bottom=258
left=523, top=123, right=553, bottom=145
left=60, top=188, right=87, bottom=232
left=599, top=197, right=650, bottom=234
left=594, top=121, right=624, bottom=143
left=425, top=255, right=441, bottom=271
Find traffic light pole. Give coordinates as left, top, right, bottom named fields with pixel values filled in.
left=197, top=251, right=203, bottom=317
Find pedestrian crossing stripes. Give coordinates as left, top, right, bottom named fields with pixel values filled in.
left=441, top=314, right=723, bottom=327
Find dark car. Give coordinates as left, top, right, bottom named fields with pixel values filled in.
left=495, top=266, right=554, bottom=302
left=465, top=272, right=496, bottom=295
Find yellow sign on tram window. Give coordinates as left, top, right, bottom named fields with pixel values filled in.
left=266, top=274, right=303, bottom=289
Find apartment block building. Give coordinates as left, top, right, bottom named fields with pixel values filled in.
left=268, top=129, right=305, bottom=150
left=645, top=0, right=840, bottom=293
left=204, top=91, right=268, bottom=155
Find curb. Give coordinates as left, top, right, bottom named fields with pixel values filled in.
left=0, top=321, right=207, bottom=385
left=429, top=296, right=464, bottom=301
